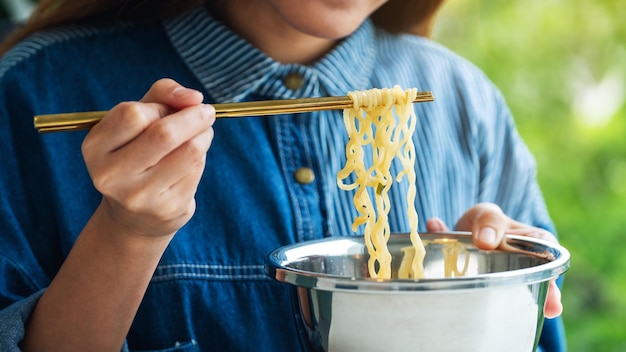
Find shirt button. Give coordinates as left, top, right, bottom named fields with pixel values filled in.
left=283, top=72, right=304, bottom=91
left=294, top=167, right=315, bottom=184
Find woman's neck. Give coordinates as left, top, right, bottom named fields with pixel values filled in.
left=211, top=1, right=341, bottom=65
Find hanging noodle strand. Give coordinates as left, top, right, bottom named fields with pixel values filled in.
left=337, top=86, right=425, bottom=279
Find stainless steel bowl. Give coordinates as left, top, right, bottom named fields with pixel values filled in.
left=265, top=232, right=570, bottom=352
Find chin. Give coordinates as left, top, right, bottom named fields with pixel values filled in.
left=290, top=14, right=368, bottom=39
left=270, top=0, right=383, bottom=39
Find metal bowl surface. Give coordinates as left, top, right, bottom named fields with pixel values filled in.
left=265, top=232, right=570, bottom=352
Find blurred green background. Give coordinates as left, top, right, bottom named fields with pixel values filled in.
left=434, top=1, right=626, bottom=351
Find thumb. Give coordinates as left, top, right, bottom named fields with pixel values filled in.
left=141, top=78, right=204, bottom=110
left=455, top=203, right=509, bottom=250
left=544, top=280, right=563, bottom=318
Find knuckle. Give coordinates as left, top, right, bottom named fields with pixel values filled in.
left=184, top=140, right=206, bottom=172
left=475, top=202, right=504, bottom=214
left=115, top=102, right=150, bottom=129
left=149, top=122, right=178, bottom=146
left=154, top=201, right=185, bottom=222
left=81, top=136, right=95, bottom=158
left=153, top=203, right=195, bottom=231
left=180, top=201, right=197, bottom=220
left=476, top=211, right=505, bottom=224
left=119, top=191, right=148, bottom=215
left=474, top=203, right=505, bottom=222
left=91, top=169, right=117, bottom=194
left=91, top=175, right=107, bottom=193
left=189, top=155, right=207, bottom=173
left=179, top=129, right=213, bottom=172
left=116, top=101, right=139, bottom=115
left=186, top=136, right=209, bottom=162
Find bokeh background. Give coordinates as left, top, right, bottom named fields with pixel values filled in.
left=434, top=1, right=626, bottom=351
left=0, top=0, right=623, bottom=350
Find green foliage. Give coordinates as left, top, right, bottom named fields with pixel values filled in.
left=434, top=1, right=626, bottom=350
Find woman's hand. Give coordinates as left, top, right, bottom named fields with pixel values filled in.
left=425, top=203, right=563, bottom=319
left=22, top=79, right=216, bottom=351
left=82, top=78, right=216, bottom=240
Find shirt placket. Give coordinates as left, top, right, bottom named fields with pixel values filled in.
left=268, top=67, right=326, bottom=242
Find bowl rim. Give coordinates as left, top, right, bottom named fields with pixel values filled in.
left=264, top=231, right=571, bottom=292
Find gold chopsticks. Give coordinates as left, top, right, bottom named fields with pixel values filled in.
left=34, top=91, right=434, bottom=133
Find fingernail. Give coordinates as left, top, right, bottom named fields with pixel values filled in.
left=478, top=227, right=496, bottom=244
left=172, top=87, right=198, bottom=98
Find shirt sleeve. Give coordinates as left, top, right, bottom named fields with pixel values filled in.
left=0, top=289, right=133, bottom=352
left=0, top=290, right=44, bottom=351
left=0, top=59, right=55, bottom=349
left=475, top=86, right=555, bottom=233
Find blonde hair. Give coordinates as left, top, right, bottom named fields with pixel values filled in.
left=0, top=0, right=444, bottom=56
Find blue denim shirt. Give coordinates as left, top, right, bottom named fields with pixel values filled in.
left=0, top=8, right=565, bottom=351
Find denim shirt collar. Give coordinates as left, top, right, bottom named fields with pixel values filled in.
left=163, top=7, right=377, bottom=102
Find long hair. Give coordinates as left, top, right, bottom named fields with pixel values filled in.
left=0, top=0, right=444, bottom=56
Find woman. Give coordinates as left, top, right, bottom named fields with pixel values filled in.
left=0, top=0, right=564, bottom=350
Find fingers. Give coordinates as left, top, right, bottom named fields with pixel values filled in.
left=84, top=103, right=215, bottom=183
left=544, top=280, right=563, bottom=318
left=425, top=217, right=450, bottom=232
left=505, top=226, right=558, bottom=244
left=85, top=78, right=206, bottom=153
left=113, top=104, right=215, bottom=172
left=449, top=203, right=564, bottom=319
left=455, top=203, right=508, bottom=250
left=80, top=79, right=216, bottom=238
left=139, top=125, right=214, bottom=196
left=86, top=102, right=170, bottom=154
left=141, top=78, right=204, bottom=109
